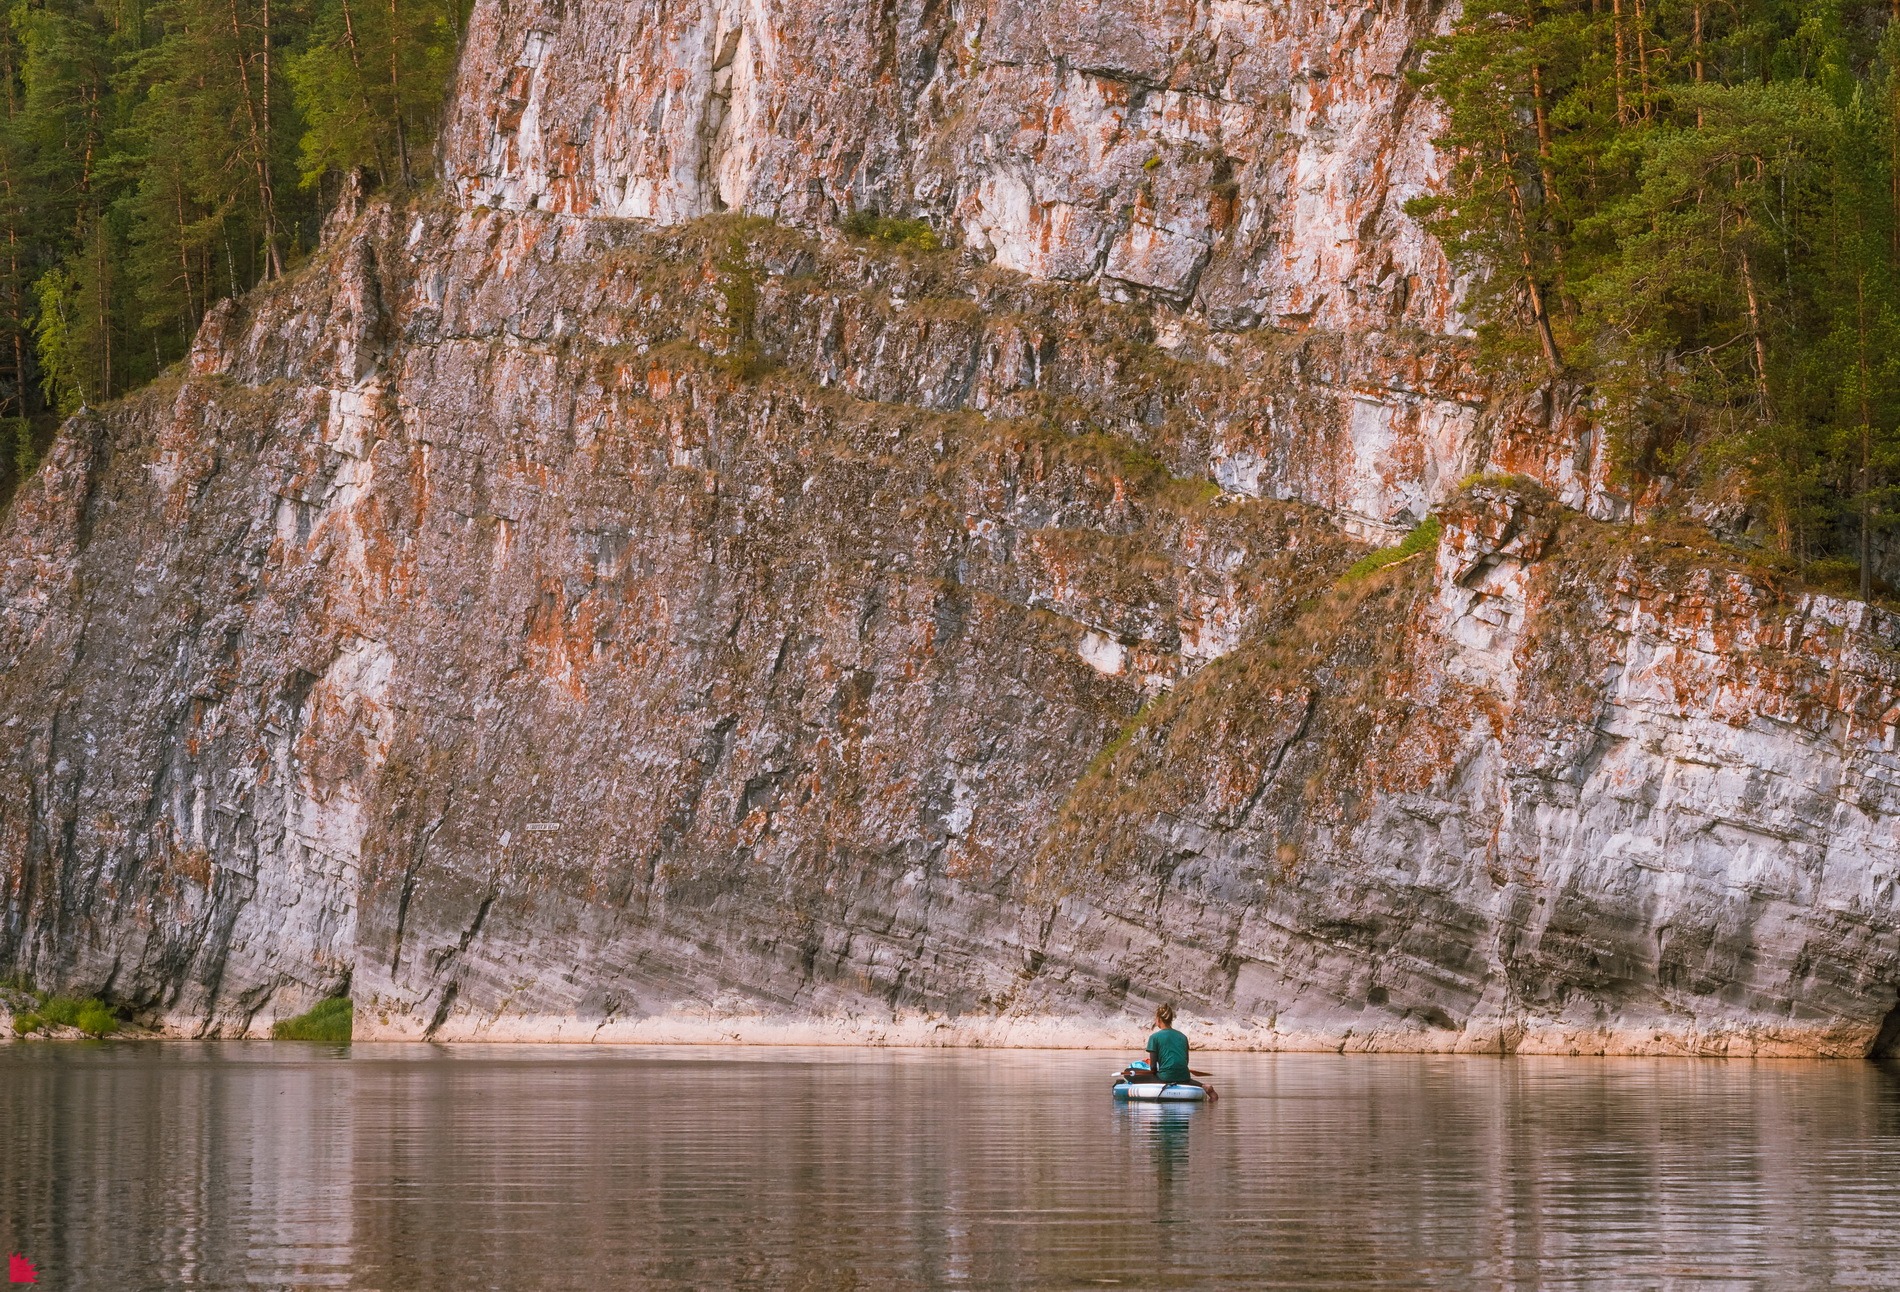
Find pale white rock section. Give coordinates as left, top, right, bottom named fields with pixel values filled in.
left=1078, top=629, right=1127, bottom=677
left=442, top=0, right=1460, bottom=334
left=1374, top=491, right=1900, bottom=1054
left=454, top=0, right=774, bottom=220
left=1429, top=488, right=1548, bottom=698
left=202, top=637, right=395, bottom=1033
left=1346, top=393, right=1483, bottom=529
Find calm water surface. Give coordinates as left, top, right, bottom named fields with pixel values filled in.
left=3, top=1044, right=1899, bottom=1289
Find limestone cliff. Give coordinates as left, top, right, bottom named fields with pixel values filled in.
left=2, top=0, right=1898, bottom=1055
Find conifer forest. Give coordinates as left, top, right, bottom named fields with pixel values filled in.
left=1412, top=0, right=1900, bottom=593
left=0, top=0, right=465, bottom=491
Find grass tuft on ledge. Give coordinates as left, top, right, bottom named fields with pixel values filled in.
left=1339, top=515, right=1442, bottom=586
left=272, top=997, right=353, bottom=1043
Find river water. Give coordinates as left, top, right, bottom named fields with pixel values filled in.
left=3, top=1044, right=1899, bottom=1289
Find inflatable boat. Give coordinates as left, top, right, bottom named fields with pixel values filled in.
left=1112, top=1065, right=1209, bottom=1102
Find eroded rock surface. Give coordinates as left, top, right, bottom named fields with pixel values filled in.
left=3, top=0, right=1899, bottom=1054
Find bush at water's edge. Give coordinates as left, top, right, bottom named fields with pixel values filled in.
left=272, top=998, right=353, bottom=1043
left=4, top=989, right=121, bottom=1038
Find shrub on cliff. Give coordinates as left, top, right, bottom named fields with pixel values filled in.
left=72, top=1000, right=118, bottom=1037
left=272, top=998, right=353, bottom=1043
left=841, top=212, right=942, bottom=252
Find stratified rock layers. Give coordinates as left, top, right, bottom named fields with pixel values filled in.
left=4, top=0, right=1900, bottom=1053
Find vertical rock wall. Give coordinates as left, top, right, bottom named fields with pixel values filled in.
left=2, top=0, right=1898, bottom=1054
left=443, top=0, right=1454, bottom=329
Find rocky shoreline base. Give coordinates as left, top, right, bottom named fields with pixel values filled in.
left=325, top=1009, right=1888, bottom=1059
left=5, top=999, right=1886, bottom=1057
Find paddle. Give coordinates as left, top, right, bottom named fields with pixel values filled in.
left=1117, top=1065, right=1216, bottom=1080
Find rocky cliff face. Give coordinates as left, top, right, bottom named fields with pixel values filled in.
left=2, top=0, right=1897, bottom=1055
left=444, top=0, right=1453, bottom=329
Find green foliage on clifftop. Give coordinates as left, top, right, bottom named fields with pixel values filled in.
left=841, top=212, right=943, bottom=252
left=1410, top=0, right=1900, bottom=590
left=0, top=0, right=471, bottom=500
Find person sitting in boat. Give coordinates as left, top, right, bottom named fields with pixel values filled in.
left=1127, top=1003, right=1217, bottom=1100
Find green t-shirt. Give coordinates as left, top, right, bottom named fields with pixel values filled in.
left=1146, top=1027, right=1191, bottom=1083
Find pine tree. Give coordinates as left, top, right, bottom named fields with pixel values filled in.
left=0, top=0, right=467, bottom=507
left=290, top=0, right=463, bottom=189
left=1413, top=0, right=1900, bottom=584
left=15, top=0, right=124, bottom=408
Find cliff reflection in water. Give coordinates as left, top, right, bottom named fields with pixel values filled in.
left=4, top=1044, right=1900, bottom=1289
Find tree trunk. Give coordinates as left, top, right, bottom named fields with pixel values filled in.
left=390, top=0, right=410, bottom=184
left=93, top=218, right=111, bottom=403
left=261, top=0, right=280, bottom=276
left=175, top=176, right=198, bottom=327
left=229, top=0, right=281, bottom=278
left=1611, top=0, right=1629, bottom=125
left=1693, top=1, right=1704, bottom=127
left=1522, top=2, right=1561, bottom=216
left=1737, top=247, right=1771, bottom=417
left=337, top=0, right=389, bottom=187
left=1633, top=0, right=1650, bottom=118
left=1891, top=45, right=1900, bottom=271
left=1859, top=273, right=1875, bottom=602
left=1500, top=133, right=1563, bottom=376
